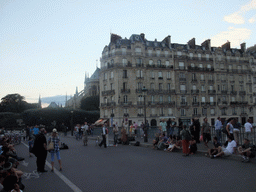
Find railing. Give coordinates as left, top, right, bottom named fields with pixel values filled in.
left=192, top=102, right=200, bottom=106
left=120, top=102, right=132, bottom=106
left=102, top=90, right=115, bottom=96
left=208, top=90, right=216, bottom=94
left=191, top=90, right=199, bottom=94
left=121, top=89, right=131, bottom=94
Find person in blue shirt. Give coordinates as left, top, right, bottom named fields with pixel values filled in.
left=32, top=125, right=39, bottom=136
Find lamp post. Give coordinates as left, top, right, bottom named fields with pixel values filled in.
left=71, top=111, right=74, bottom=136
left=142, top=86, right=148, bottom=142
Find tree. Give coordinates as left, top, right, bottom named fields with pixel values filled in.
left=80, top=96, right=100, bottom=111
left=0, top=94, right=37, bottom=113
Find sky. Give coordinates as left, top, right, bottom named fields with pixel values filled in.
left=1, top=0, right=256, bottom=107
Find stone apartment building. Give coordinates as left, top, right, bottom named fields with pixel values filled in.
left=99, top=33, right=256, bottom=127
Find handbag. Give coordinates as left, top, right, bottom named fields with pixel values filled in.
left=47, top=142, right=54, bottom=151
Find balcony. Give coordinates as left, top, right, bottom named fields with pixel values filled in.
left=166, top=101, right=175, bottom=106
left=192, top=102, right=200, bottom=106
left=179, top=78, right=186, bottom=81
left=137, top=101, right=144, bottom=106
left=156, top=64, right=166, bottom=69
left=159, top=114, right=165, bottom=116
left=100, top=102, right=116, bottom=107
left=102, top=90, right=115, bottom=96
left=201, top=102, right=209, bottom=106
left=120, top=102, right=132, bottom=106
left=121, top=89, right=131, bottom=94
left=208, top=80, right=214, bottom=84
left=241, top=112, right=247, bottom=116
left=150, top=114, right=158, bottom=117
left=230, top=91, right=237, bottom=95
left=191, top=90, right=199, bottom=94
left=230, top=81, right=235, bottom=84
left=192, top=114, right=201, bottom=117
left=221, top=90, right=228, bottom=94
left=146, top=64, right=155, bottom=68
left=148, top=101, right=157, bottom=106
left=180, top=90, right=187, bottom=94
left=136, top=64, right=144, bottom=67
left=239, top=81, right=244, bottom=84
left=209, top=102, right=216, bottom=106
left=180, top=102, right=187, bottom=106
left=137, top=114, right=144, bottom=117
left=136, top=89, right=143, bottom=93
left=239, top=91, right=246, bottom=95
left=123, top=113, right=129, bottom=117
left=136, top=77, right=144, bottom=80
left=222, top=101, right=228, bottom=105
left=110, top=113, right=114, bottom=117
left=208, top=90, right=216, bottom=94
left=158, top=77, right=163, bottom=80
left=191, top=79, right=198, bottom=83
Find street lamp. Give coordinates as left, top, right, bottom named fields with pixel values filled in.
left=142, top=86, right=148, bottom=142
left=71, top=111, right=74, bottom=136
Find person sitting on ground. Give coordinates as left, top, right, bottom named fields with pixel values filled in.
left=166, top=135, right=176, bottom=152
left=152, top=133, right=160, bottom=149
left=205, top=136, right=221, bottom=157
left=164, top=135, right=173, bottom=150
left=169, top=136, right=182, bottom=152
left=157, top=133, right=168, bottom=150
left=238, top=138, right=255, bottom=163
left=189, top=136, right=197, bottom=155
left=211, top=135, right=236, bottom=159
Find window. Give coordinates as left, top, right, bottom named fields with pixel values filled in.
left=202, top=108, right=207, bottom=116
left=198, top=54, right=201, bottom=59
left=230, top=75, right=234, bottom=81
left=231, top=96, right=235, bottom=102
left=193, top=96, right=197, bottom=102
left=136, top=58, right=143, bottom=65
left=199, top=64, right=203, bottom=69
left=122, top=48, right=126, bottom=55
left=159, top=83, right=163, bottom=90
left=168, top=96, right=171, bottom=103
left=189, top=53, right=193, bottom=58
left=104, top=84, right=107, bottom=91
left=110, top=72, right=114, bottom=79
left=221, top=108, right=227, bottom=115
left=157, top=60, right=161, bottom=66
left=123, top=82, right=127, bottom=90
left=211, top=109, right=215, bottom=115
left=210, top=97, right=214, bottom=102
left=180, top=85, right=186, bottom=92
left=137, top=82, right=143, bottom=89
left=167, top=83, right=171, bottom=91
left=151, top=96, right=155, bottom=103
left=138, top=108, right=143, bottom=115
left=123, top=70, right=127, bottom=78
left=159, top=108, right=164, bottom=115
left=168, top=108, right=172, bottom=115
left=165, top=60, right=170, bottom=67
left=148, top=50, right=152, bottom=56
left=201, top=85, right=205, bottom=92
left=137, top=70, right=143, bottom=78
left=138, top=95, right=144, bottom=102
left=192, top=73, right=196, bottom=80
left=111, top=49, right=115, bottom=55
left=240, top=85, right=243, bottom=91
left=167, top=72, right=171, bottom=79
left=177, top=51, right=182, bottom=56
left=220, top=64, right=224, bottom=69
left=222, top=96, right=226, bottom=101
left=156, top=50, right=160, bottom=56
left=123, top=108, right=128, bottom=114
left=158, top=71, right=163, bottom=78
left=122, top=58, right=127, bottom=66
left=206, top=54, right=209, bottom=60
left=111, top=59, right=114, bottom=64
left=192, top=85, right=196, bottom=90
left=202, top=97, right=205, bottom=102
left=150, top=83, right=155, bottom=90
left=201, top=74, right=205, bottom=81
left=165, top=51, right=169, bottom=56
left=231, top=85, right=234, bottom=91
left=222, top=84, right=226, bottom=91
left=149, top=60, right=153, bottom=65
left=104, top=73, right=107, bottom=80
left=111, top=96, right=114, bottom=102
left=179, top=62, right=184, bottom=69
left=181, top=109, right=186, bottom=116
left=179, top=73, right=185, bottom=78
left=238, top=65, right=241, bottom=70
left=181, top=96, right=186, bottom=103
left=229, top=64, right=232, bottom=70
left=159, top=96, right=163, bottom=103
left=209, top=85, right=213, bottom=90
left=151, top=108, right=155, bottom=115
left=150, top=71, right=155, bottom=79
left=135, top=47, right=141, bottom=54
left=191, top=63, right=195, bottom=67
left=193, top=108, right=198, bottom=115
left=217, top=55, right=221, bottom=61
left=110, top=83, right=114, bottom=90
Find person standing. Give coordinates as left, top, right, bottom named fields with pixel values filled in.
left=189, top=118, right=196, bottom=140
left=140, top=122, right=144, bottom=138
left=61, top=123, right=67, bottom=137
left=113, top=124, right=119, bottom=146
left=201, top=117, right=211, bottom=148
left=48, top=129, right=62, bottom=172
left=244, top=119, right=253, bottom=142
left=180, top=125, right=191, bottom=156
left=194, top=119, right=201, bottom=143
left=32, top=128, right=48, bottom=172
left=160, top=119, right=167, bottom=136
left=233, top=118, right=241, bottom=145
left=133, top=122, right=138, bottom=137
left=226, top=118, right=234, bottom=139
left=32, top=125, right=39, bottom=136
left=215, top=117, right=223, bottom=144
left=99, top=123, right=107, bottom=148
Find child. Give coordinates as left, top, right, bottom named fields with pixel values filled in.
left=28, top=137, right=34, bottom=157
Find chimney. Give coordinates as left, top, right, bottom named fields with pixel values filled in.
left=187, top=38, right=195, bottom=49
left=201, top=39, right=211, bottom=50
left=110, top=33, right=122, bottom=44
left=140, top=33, right=145, bottom=41
left=221, top=41, right=230, bottom=51
left=163, top=35, right=171, bottom=48
left=240, top=43, right=246, bottom=53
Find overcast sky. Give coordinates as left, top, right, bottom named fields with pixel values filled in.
left=1, top=0, right=255, bottom=106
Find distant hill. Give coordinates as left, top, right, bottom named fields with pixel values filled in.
left=41, top=95, right=71, bottom=107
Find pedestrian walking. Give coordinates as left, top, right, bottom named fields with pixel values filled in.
left=244, top=119, right=253, bottom=143
left=48, top=128, right=62, bottom=172
left=201, top=117, right=211, bottom=148
left=99, top=123, right=107, bottom=148
left=113, top=124, right=119, bottom=146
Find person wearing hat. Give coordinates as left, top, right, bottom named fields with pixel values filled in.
left=48, top=128, right=62, bottom=172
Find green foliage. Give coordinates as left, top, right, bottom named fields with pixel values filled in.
left=0, top=94, right=38, bottom=113
left=0, top=112, right=22, bottom=128
left=22, top=108, right=100, bottom=128
left=80, top=96, right=99, bottom=111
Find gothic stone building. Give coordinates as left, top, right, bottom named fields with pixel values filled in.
left=100, top=33, right=256, bottom=127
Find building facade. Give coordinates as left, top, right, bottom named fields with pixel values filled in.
left=100, top=33, right=256, bottom=126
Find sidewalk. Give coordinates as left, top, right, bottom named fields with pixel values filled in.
left=86, top=134, right=256, bottom=163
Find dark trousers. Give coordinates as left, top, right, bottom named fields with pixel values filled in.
left=114, top=134, right=118, bottom=145
left=36, top=151, right=47, bottom=171
left=99, top=135, right=106, bottom=148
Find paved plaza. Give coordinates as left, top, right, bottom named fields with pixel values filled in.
left=16, top=134, right=256, bottom=192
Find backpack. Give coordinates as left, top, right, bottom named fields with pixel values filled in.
left=184, top=130, right=192, bottom=140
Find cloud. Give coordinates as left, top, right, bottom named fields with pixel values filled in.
left=211, top=27, right=252, bottom=47
left=249, top=15, right=256, bottom=23
left=223, top=12, right=245, bottom=24
left=223, top=0, right=256, bottom=24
